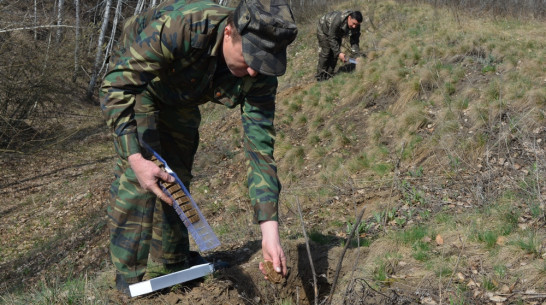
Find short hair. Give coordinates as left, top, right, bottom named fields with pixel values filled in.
left=226, top=11, right=242, bottom=42
left=349, top=11, right=363, bottom=23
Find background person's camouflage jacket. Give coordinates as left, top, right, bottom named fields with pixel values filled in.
left=317, top=10, right=361, bottom=58
left=99, top=0, right=281, bottom=223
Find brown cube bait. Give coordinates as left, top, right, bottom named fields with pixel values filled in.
left=153, top=157, right=200, bottom=224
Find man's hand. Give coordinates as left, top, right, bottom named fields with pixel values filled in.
left=338, top=52, right=346, bottom=62
left=258, top=220, right=287, bottom=279
left=128, top=153, right=175, bottom=205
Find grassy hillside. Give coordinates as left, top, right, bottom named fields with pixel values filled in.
left=1, top=0, right=544, bottom=304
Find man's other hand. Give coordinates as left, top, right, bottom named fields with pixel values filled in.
left=259, top=220, right=287, bottom=279
left=128, top=153, right=175, bottom=205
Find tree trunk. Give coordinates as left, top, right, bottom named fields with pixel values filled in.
left=34, top=0, right=37, bottom=40
left=134, top=0, right=146, bottom=15
left=56, top=0, right=65, bottom=44
left=72, top=0, right=81, bottom=82
left=99, top=0, right=122, bottom=78
left=86, top=0, right=112, bottom=100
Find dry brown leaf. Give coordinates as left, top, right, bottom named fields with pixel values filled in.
left=489, top=295, right=507, bottom=302
left=500, top=284, right=511, bottom=294
left=456, top=272, right=465, bottom=282
left=435, top=234, right=444, bottom=245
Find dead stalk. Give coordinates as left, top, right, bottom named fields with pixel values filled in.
left=446, top=235, right=466, bottom=291
left=324, top=206, right=366, bottom=305
left=295, top=196, right=319, bottom=305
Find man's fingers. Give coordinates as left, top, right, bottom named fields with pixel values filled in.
left=281, top=256, right=288, bottom=276
left=272, top=257, right=282, bottom=274
left=158, top=171, right=175, bottom=183
left=150, top=184, right=172, bottom=205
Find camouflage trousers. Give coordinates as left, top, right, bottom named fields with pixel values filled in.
left=107, top=100, right=201, bottom=284
left=316, top=33, right=342, bottom=80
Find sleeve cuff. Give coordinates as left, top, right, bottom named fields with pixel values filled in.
left=114, top=133, right=141, bottom=159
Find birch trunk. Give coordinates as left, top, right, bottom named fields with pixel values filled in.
left=99, top=0, right=122, bottom=77
left=56, top=0, right=65, bottom=43
left=86, top=0, right=112, bottom=100
left=134, top=0, right=146, bottom=15
left=72, top=0, right=81, bottom=82
left=34, top=0, right=37, bottom=40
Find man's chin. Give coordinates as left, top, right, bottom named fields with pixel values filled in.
left=230, top=70, right=247, bottom=77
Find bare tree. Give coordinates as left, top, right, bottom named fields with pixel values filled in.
left=86, top=0, right=112, bottom=100
left=100, top=0, right=123, bottom=76
left=134, top=0, right=146, bottom=15
left=72, top=0, right=81, bottom=82
left=56, top=0, right=65, bottom=43
left=34, top=0, right=38, bottom=40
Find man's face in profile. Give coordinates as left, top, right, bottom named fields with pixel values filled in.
left=347, top=16, right=360, bottom=29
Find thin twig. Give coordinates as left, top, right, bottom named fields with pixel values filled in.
left=446, top=234, right=467, bottom=290
left=358, top=278, right=391, bottom=299
left=296, top=196, right=319, bottom=305
left=324, top=205, right=366, bottom=305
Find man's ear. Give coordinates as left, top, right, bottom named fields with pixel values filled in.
left=224, top=24, right=232, bottom=40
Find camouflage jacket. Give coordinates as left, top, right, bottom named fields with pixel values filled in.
left=99, top=0, right=280, bottom=223
left=317, top=10, right=361, bottom=58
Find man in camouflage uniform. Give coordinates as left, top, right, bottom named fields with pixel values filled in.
left=99, top=0, right=297, bottom=294
left=315, top=10, right=362, bottom=81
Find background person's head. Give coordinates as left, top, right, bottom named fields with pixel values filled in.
left=347, top=11, right=363, bottom=29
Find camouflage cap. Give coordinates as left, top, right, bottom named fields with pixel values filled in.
left=233, top=0, right=298, bottom=76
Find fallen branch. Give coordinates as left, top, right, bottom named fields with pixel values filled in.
left=0, top=25, right=76, bottom=33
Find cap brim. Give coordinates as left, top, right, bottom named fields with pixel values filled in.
left=242, top=35, right=287, bottom=77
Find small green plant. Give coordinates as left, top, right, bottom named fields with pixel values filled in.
left=308, top=135, right=320, bottom=145
left=479, top=54, right=497, bottom=73
left=214, top=223, right=230, bottom=236
left=476, top=230, right=499, bottom=249
left=372, top=253, right=400, bottom=282
left=276, top=299, right=295, bottom=305
left=482, top=276, right=496, bottom=291
left=408, top=166, right=424, bottom=177
left=412, top=240, right=430, bottom=261
left=448, top=285, right=468, bottom=305
left=448, top=154, right=461, bottom=170
left=401, top=180, right=427, bottom=205
left=346, top=219, right=371, bottom=236
left=445, top=82, right=456, bottom=95
left=514, top=231, right=540, bottom=257
left=373, top=262, right=388, bottom=282
left=435, top=266, right=452, bottom=277
left=500, top=209, right=519, bottom=235
left=372, top=163, right=392, bottom=176
left=419, top=209, right=431, bottom=220
left=494, top=264, right=507, bottom=278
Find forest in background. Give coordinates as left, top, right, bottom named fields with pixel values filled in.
left=1, top=0, right=544, bottom=153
